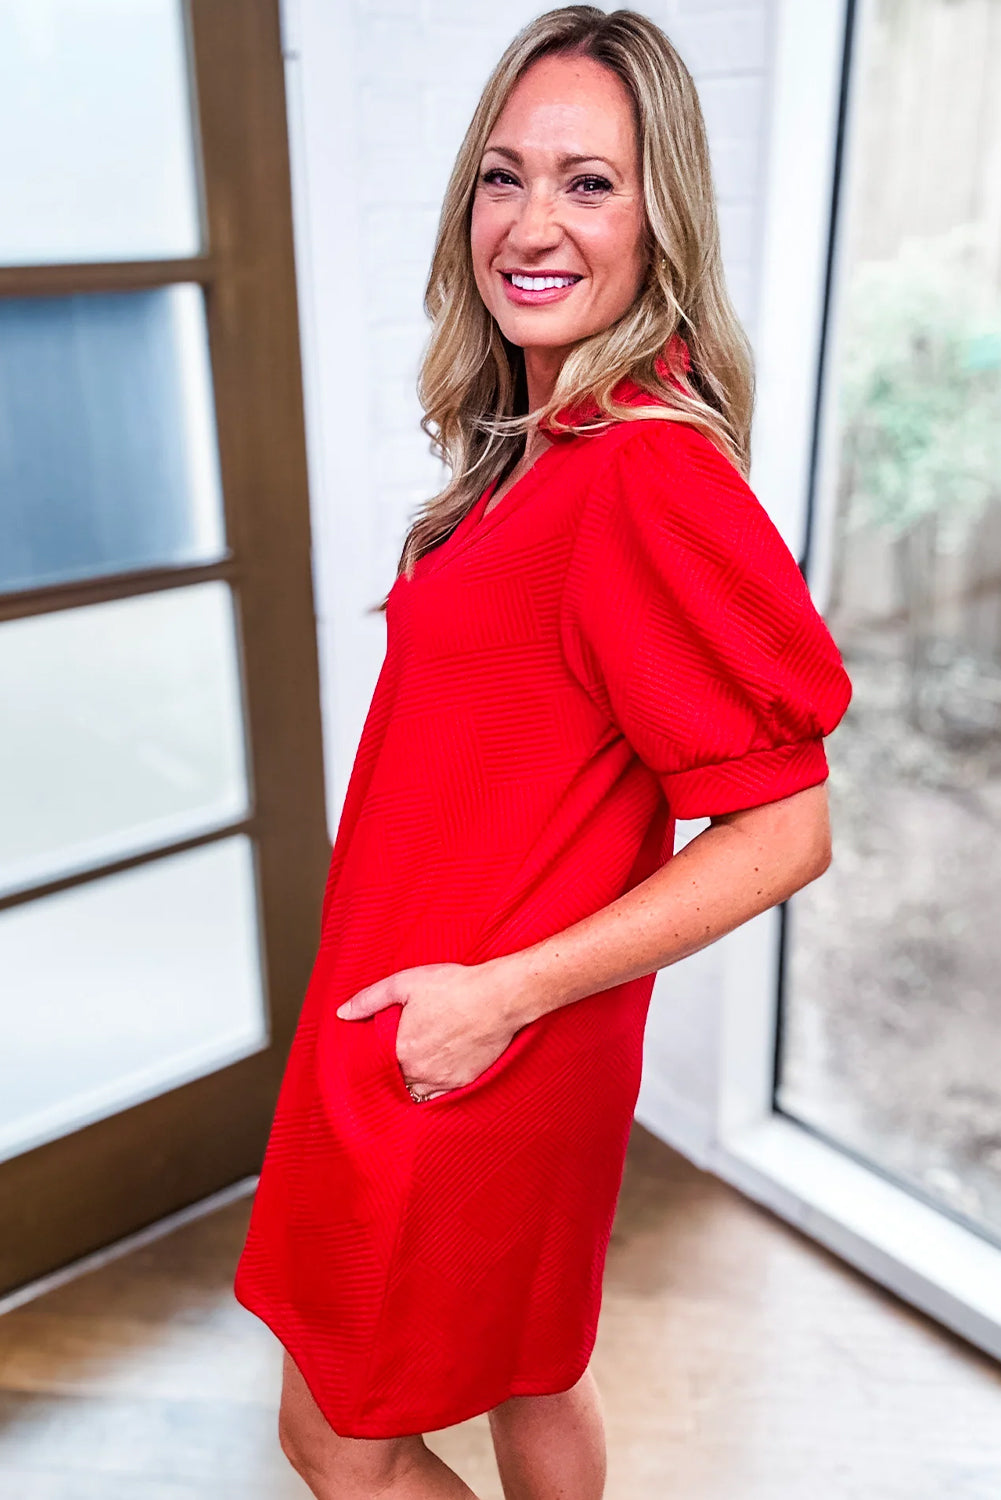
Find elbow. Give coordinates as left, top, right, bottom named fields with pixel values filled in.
left=797, top=816, right=833, bottom=889
left=783, top=837, right=831, bottom=904
left=811, top=832, right=833, bottom=881
left=783, top=784, right=834, bottom=892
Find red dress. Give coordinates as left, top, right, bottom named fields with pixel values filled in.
left=233, top=347, right=853, bottom=1438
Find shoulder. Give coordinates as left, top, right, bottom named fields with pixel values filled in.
left=573, top=415, right=770, bottom=549
left=609, top=416, right=752, bottom=500
left=562, top=416, right=809, bottom=627
left=569, top=414, right=747, bottom=499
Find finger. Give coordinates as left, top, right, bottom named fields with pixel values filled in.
left=335, top=983, right=391, bottom=1020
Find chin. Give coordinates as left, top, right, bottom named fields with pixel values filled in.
left=505, top=332, right=581, bottom=351
left=494, top=314, right=592, bottom=350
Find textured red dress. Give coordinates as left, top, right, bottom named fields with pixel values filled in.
left=233, top=350, right=853, bottom=1438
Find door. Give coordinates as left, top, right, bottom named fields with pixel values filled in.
left=0, top=0, right=329, bottom=1292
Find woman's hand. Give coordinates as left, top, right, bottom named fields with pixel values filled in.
left=335, top=962, right=520, bottom=1100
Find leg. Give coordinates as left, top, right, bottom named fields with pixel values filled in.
left=487, top=1362, right=607, bottom=1500
left=279, top=1351, right=481, bottom=1499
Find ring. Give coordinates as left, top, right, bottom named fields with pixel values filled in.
left=406, top=1085, right=431, bottom=1103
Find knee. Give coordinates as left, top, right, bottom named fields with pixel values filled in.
left=277, top=1405, right=311, bottom=1477
left=277, top=1405, right=319, bottom=1484
left=278, top=1406, right=420, bottom=1496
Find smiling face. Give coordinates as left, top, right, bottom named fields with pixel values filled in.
left=470, top=52, right=649, bottom=382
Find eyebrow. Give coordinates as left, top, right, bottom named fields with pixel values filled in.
left=481, top=146, right=620, bottom=173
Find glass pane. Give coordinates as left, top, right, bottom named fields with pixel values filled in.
left=0, top=285, right=225, bottom=592
left=0, top=583, right=249, bottom=896
left=0, top=0, right=200, bottom=265
left=0, top=837, right=266, bottom=1164
left=779, top=0, right=1001, bottom=1242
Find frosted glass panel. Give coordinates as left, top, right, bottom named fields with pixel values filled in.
left=0, top=0, right=200, bottom=264
left=0, top=838, right=266, bottom=1164
left=0, top=583, right=249, bottom=896
left=0, top=286, right=225, bottom=593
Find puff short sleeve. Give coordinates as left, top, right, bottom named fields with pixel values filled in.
left=559, top=422, right=853, bottom=819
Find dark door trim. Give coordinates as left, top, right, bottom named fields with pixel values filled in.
left=0, top=0, right=329, bottom=1292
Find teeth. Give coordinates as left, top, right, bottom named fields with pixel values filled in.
left=510, top=274, right=578, bottom=290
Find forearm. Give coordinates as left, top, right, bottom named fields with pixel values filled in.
left=486, top=789, right=832, bottom=1029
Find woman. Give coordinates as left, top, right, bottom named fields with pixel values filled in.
left=234, top=7, right=852, bottom=1497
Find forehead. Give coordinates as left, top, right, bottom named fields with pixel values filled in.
left=486, top=53, right=639, bottom=166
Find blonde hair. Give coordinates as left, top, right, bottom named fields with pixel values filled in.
left=385, top=4, right=755, bottom=600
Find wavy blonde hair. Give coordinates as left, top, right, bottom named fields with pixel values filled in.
left=383, top=4, right=755, bottom=601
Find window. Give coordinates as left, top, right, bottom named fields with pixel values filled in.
left=779, top=0, right=1001, bottom=1248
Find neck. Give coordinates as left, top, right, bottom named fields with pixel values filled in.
left=523, top=345, right=570, bottom=413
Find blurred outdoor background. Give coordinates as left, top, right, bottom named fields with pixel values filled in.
left=781, top=0, right=1001, bottom=1242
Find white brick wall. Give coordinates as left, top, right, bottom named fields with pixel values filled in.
left=281, top=0, right=777, bottom=1159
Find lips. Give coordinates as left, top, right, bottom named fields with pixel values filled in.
left=498, top=270, right=583, bottom=308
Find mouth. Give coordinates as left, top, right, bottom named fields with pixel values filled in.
left=498, top=269, right=584, bottom=307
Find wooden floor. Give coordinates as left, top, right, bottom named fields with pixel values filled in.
left=1, top=1122, right=999, bottom=1499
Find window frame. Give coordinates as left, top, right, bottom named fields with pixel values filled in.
left=696, top=0, right=1001, bottom=1364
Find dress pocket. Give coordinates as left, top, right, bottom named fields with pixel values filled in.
left=374, top=1002, right=541, bottom=1111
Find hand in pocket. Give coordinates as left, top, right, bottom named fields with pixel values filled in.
left=336, top=960, right=523, bottom=1100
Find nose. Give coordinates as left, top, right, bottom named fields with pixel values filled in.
left=506, top=184, right=563, bottom=257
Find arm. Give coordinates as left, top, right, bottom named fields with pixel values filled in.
left=336, top=781, right=833, bottom=1098
left=337, top=426, right=851, bottom=1094
left=486, top=781, right=831, bottom=1029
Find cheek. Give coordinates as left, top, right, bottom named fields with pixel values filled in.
left=469, top=198, right=505, bottom=276
left=469, top=212, right=495, bottom=307
left=582, top=210, right=646, bottom=303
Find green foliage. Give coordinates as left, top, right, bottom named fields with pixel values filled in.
left=838, top=225, right=1001, bottom=550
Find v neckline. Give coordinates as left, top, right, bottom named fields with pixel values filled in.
left=415, top=437, right=562, bottom=581
left=470, top=436, right=559, bottom=534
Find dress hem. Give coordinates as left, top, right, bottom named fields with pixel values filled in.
left=234, top=1275, right=597, bottom=1440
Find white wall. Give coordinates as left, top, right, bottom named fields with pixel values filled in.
left=280, top=0, right=778, bottom=1162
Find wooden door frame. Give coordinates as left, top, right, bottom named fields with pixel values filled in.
left=0, top=0, right=329, bottom=1292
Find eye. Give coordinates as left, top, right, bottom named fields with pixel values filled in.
left=480, top=167, right=520, bottom=188
left=570, top=174, right=613, bottom=196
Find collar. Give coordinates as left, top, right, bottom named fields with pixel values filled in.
left=538, top=330, right=692, bottom=439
